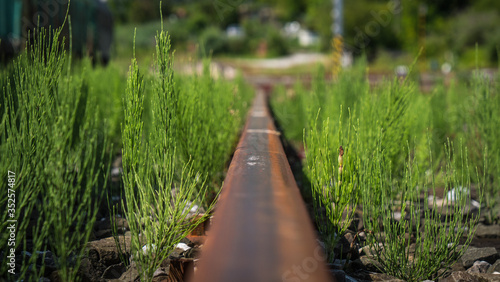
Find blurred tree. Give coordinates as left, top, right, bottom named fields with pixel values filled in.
left=449, top=10, right=500, bottom=63
left=129, top=0, right=171, bottom=23
left=399, top=0, right=419, bottom=52
left=472, top=0, right=500, bottom=13
left=421, top=0, right=469, bottom=15
left=258, top=0, right=307, bottom=21
left=108, top=0, right=133, bottom=23
left=199, top=26, right=227, bottom=55
left=304, top=0, right=332, bottom=51
left=108, top=0, right=171, bottom=23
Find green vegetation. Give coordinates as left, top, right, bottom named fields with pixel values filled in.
left=305, top=110, right=358, bottom=263
left=175, top=60, right=252, bottom=197
left=0, top=20, right=253, bottom=280
left=360, top=140, right=479, bottom=281
left=120, top=28, right=252, bottom=280
left=0, top=27, right=109, bottom=281
left=121, top=29, right=210, bottom=281
left=108, top=0, right=500, bottom=66
left=466, top=71, right=500, bottom=223
left=271, top=60, right=495, bottom=280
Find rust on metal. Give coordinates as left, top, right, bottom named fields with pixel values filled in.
left=186, top=214, right=211, bottom=245
left=191, top=89, right=333, bottom=282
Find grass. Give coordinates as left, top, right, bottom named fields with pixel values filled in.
left=466, top=72, right=500, bottom=223
left=0, top=27, right=109, bottom=281
left=304, top=109, right=358, bottom=262
left=121, top=29, right=211, bottom=281
left=271, top=58, right=492, bottom=280
left=360, top=140, right=480, bottom=281
left=1, top=18, right=253, bottom=280
left=175, top=59, right=252, bottom=198
left=119, top=26, right=252, bottom=280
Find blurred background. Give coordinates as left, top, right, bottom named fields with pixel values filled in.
left=1, top=0, right=500, bottom=73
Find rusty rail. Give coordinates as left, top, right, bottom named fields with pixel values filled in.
left=191, top=89, right=332, bottom=282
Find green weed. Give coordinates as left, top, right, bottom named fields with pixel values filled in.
left=0, top=27, right=109, bottom=281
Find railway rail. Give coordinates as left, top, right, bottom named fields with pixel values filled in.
left=191, top=88, right=333, bottom=282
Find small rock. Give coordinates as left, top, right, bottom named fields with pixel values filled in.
left=327, top=259, right=347, bottom=270
left=359, top=256, right=383, bottom=272
left=152, top=275, right=171, bottom=282
left=169, top=247, right=185, bottom=260
left=153, top=267, right=168, bottom=277
left=467, top=260, right=491, bottom=274
left=335, top=235, right=352, bottom=259
left=360, top=243, right=383, bottom=257
left=327, top=262, right=343, bottom=270
left=441, top=271, right=476, bottom=282
left=87, top=236, right=130, bottom=266
left=102, top=262, right=126, bottom=279
left=94, top=229, right=113, bottom=239
left=82, top=235, right=131, bottom=280
left=461, top=247, right=499, bottom=268
left=185, top=246, right=201, bottom=259
left=343, top=232, right=360, bottom=260
left=367, top=272, right=404, bottom=281
left=49, top=270, right=62, bottom=282
left=77, top=257, right=107, bottom=281
left=346, top=259, right=366, bottom=272
left=329, top=269, right=346, bottom=282
left=153, top=267, right=172, bottom=282
left=345, top=274, right=358, bottom=282
left=175, top=243, right=191, bottom=252
left=35, top=251, right=58, bottom=274
left=476, top=224, right=500, bottom=238
left=93, top=217, right=129, bottom=239
left=487, top=260, right=500, bottom=274
left=449, top=260, right=466, bottom=272
left=111, top=167, right=122, bottom=177
left=470, top=273, right=500, bottom=281
left=358, top=231, right=367, bottom=240
left=142, top=244, right=157, bottom=255
left=118, top=262, right=140, bottom=282
left=344, top=232, right=355, bottom=245
left=180, top=237, right=194, bottom=246
left=447, top=187, right=469, bottom=202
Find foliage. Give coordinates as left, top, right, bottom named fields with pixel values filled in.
left=121, top=29, right=211, bottom=281
left=199, top=27, right=228, bottom=56
left=361, top=140, right=479, bottom=282
left=74, top=59, right=126, bottom=150
left=449, top=10, right=500, bottom=65
left=0, top=27, right=108, bottom=281
left=466, top=72, right=500, bottom=223
left=304, top=110, right=358, bottom=262
left=270, top=82, right=309, bottom=142
left=120, top=28, right=252, bottom=279
left=175, top=59, right=252, bottom=199
left=272, top=58, right=486, bottom=279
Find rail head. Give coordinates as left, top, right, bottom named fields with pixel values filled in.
left=191, top=89, right=333, bottom=282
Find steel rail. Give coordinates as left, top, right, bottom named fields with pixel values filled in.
left=191, top=88, right=333, bottom=282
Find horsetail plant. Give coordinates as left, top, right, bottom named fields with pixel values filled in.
left=304, top=108, right=359, bottom=262
left=466, top=72, right=500, bottom=223
left=121, top=29, right=211, bottom=281
left=361, top=139, right=480, bottom=281
left=0, top=25, right=109, bottom=281
left=175, top=59, right=252, bottom=201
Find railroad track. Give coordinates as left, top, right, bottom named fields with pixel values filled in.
left=191, top=88, right=333, bottom=282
